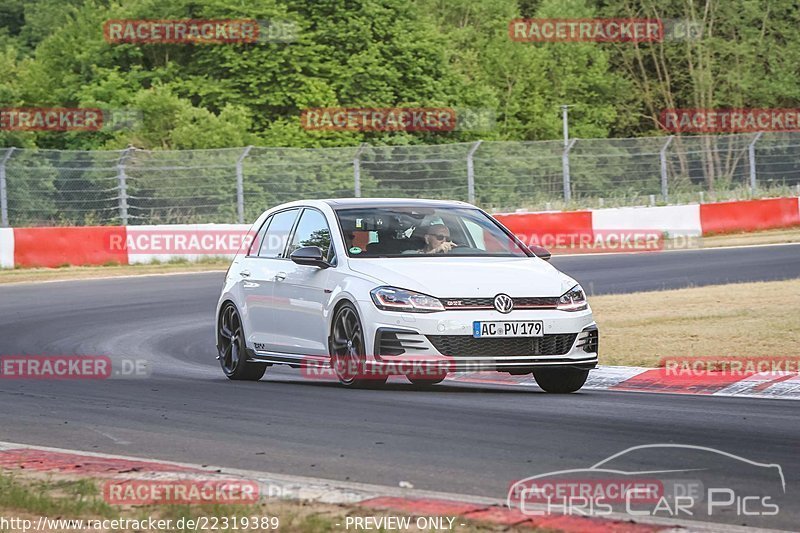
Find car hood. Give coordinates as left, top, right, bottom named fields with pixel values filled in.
left=346, top=256, right=575, bottom=297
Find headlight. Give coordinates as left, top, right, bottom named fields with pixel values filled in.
left=370, top=286, right=444, bottom=313
left=557, top=284, right=588, bottom=312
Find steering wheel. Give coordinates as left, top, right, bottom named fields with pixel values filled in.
left=449, top=244, right=483, bottom=254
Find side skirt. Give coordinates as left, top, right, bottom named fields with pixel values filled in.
left=246, top=348, right=327, bottom=369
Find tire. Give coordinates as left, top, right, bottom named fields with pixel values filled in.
left=218, top=302, right=267, bottom=381
left=329, top=302, right=386, bottom=388
left=532, top=367, right=589, bottom=393
left=407, top=374, right=446, bottom=386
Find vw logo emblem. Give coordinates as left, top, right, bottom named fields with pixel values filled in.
left=493, top=294, right=514, bottom=314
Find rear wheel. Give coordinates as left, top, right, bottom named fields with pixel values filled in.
left=532, top=367, right=589, bottom=393
left=218, top=303, right=267, bottom=381
left=329, top=303, right=386, bottom=388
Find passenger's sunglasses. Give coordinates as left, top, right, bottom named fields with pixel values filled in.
left=428, top=233, right=451, bottom=242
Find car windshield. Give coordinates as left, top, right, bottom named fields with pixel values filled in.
left=335, top=206, right=530, bottom=258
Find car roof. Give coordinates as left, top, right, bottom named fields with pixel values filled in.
left=321, top=198, right=474, bottom=209
left=258, top=198, right=478, bottom=219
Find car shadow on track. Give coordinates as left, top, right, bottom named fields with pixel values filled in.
left=240, top=375, right=562, bottom=394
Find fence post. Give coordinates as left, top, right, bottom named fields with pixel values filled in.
left=237, top=146, right=253, bottom=224
left=353, top=143, right=367, bottom=197
left=659, top=135, right=674, bottom=202
left=748, top=132, right=763, bottom=194
left=466, top=140, right=482, bottom=204
left=562, top=138, right=577, bottom=203
left=116, top=147, right=134, bottom=226
left=0, top=148, right=15, bottom=227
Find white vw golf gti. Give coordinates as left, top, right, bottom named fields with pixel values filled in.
left=216, top=199, right=598, bottom=392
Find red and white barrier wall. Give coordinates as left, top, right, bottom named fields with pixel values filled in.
left=496, top=196, right=800, bottom=247
left=0, top=228, right=14, bottom=269
left=0, top=198, right=798, bottom=269
left=124, top=224, right=250, bottom=264
left=0, top=224, right=249, bottom=269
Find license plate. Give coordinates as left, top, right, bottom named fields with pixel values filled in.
left=473, top=321, right=543, bottom=338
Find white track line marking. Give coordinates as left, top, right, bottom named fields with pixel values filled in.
left=0, top=269, right=225, bottom=287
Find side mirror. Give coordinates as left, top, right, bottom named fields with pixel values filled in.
left=528, top=244, right=551, bottom=261
left=290, top=246, right=330, bottom=268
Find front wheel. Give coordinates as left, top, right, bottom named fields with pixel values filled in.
left=218, top=303, right=267, bottom=381
left=329, top=303, right=386, bottom=388
left=532, top=367, right=589, bottom=393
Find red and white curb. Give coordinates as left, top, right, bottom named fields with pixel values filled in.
left=448, top=366, right=800, bottom=400
left=0, top=441, right=777, bottom=532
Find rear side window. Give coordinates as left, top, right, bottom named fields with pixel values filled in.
left=259, top=209, right=299, bottom=258
left=288, top=209, right=332, bottom=257
left=248, top=215, right=272, bottom=256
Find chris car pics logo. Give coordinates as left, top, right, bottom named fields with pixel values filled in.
left=508, top=444, right=785, bottom=520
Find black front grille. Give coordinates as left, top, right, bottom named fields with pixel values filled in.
left=426, top=334, right=577, bottom=357
left=440, top=296, right=559, bottom=309
left=577, top=328, right=599, bottom=353
left=516, top=297, right=560, bottom=308
left=439, top=297, right=494, bottom=308
left=375, top=330, right=428, bottom=356
left=377, top=331, right=405, bottom=356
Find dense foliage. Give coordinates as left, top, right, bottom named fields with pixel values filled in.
left=2, top=0, right=797, bottom=150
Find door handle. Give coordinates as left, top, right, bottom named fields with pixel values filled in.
left=240, top=270, right=251, bottom=278
left=275, top=272, right=287, bottom=281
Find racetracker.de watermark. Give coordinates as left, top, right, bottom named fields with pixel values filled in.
left=661, top=356, right=800, bottom=376
left=1, top=108, right=102, bottom=131
left=301, top=107, right=454, bottom=132
left=103, top=19, right=298, bottom=44
left=516, top=230, right=666, bottom=254
left=0, top=356, right=150, bottom=380
left=300, top=107, right=495, bottom=133
left=509, top=18, right=663, bottom=42
left=103, top=479, right=260, bottom=505
left=0, top=108, right=142, bottom=132
left=511, top=230, right=701, bottom=254
left=104, top=19, right=257, bottom=44
left=661, top=108, right=800, bottom=133
left=108, top=229, right=254, bottom=255
left=301, top=358, right=459, bottom=380
left=509, top=478, right=664, bottom=505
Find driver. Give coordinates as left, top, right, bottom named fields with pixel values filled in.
left=420, top=223, right=458, bottom=254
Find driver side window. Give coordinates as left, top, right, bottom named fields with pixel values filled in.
left=259, top=209, right=299, bottom=258
left=288, top=209, right=333, bottom=260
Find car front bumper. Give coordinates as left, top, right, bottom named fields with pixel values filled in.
left=357, top=302, right=599, bottom=373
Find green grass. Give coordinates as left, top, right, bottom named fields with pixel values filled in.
left=0, top=260, right=229, bottom=284
left=593, top=279, right=800, bottom=367
left=0, top=470, right=512, bottom=532
left=491, top=183, right=799, bottom=213
left=0, top=474, right=114, bottom=518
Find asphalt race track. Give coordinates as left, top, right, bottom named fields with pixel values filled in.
left=1, top=243, right=799, bottom=529
left=551, top=242, right=800, bottom=295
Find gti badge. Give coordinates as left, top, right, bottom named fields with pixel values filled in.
left=493, top=293, right=514, bottom=314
